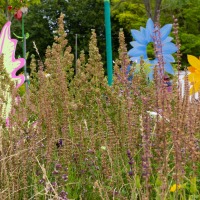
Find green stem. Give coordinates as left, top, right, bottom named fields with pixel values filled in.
left=22, top=13, right=28, bottom=91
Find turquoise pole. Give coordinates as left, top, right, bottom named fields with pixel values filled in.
left=104, top=0, right=113, bottom=86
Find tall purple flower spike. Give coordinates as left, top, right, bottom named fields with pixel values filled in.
left=0, top=21, right=25, bottom=88
left=128, top=18, right=178, bottom=80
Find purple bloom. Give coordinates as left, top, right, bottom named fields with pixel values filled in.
left=52, top=170, right=59, bottom=175
left=51, top=182, right=57, bottom=188
left=129, top=171, right=134, bottom=176
left=127, top=149, right=131, bottom=158
left=62, top=174, right=68, bottom=181
left=56, top=139, right=63, bottom=148
left=59, top=190, right=68, bottom=200
left=55, top=163, right=62, bottom=170
left=128, top=160, right=134, bottom=165
left=39, top=178, right=45, bottom=184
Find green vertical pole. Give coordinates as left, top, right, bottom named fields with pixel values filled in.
left=104, top=0, right=113, bottom=86
left=22, top=13, right=28, bottom=91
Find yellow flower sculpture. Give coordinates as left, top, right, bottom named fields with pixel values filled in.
left=187, top=55, right=200, bottom=95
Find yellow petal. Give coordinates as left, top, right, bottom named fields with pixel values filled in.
left=187, top=55, right=200, bottom=70
left=170, top=184, right=177, bottom=192
left=170, top=184, right=183, bottom=192
left=188, top=66, right=196, bottom=73
left=188, top=73, right=200, bottom=83
left=190, top=82, right=200, bottom=95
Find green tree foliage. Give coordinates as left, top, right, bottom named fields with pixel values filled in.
left=28, top=0, right=106, bottom=58
left=161, top=0, right=200, bottom=63
left=11, top=2, right=54, bottom=65
left=162, top=0, right=191, bottom=8
left=112, top=0, right=200, bottom=65
left=142, top=0, right=163, bottom=21
left=0, top=11, right=6, bottom=28
left=111, top=0, right=147, bottom=31
left=11, top=0, right=122, bottom=67
left=0, top=0, right=40, bottom=7
left=63, top=0, right=105, bottom=58
left=1, top=0, right=200, bottom=69
left=0, top=0, right=41, bottom=21
left=11, top=0, right=105, bottom=60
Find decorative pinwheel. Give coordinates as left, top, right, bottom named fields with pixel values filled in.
left=128, top=18, right=178, bottom=80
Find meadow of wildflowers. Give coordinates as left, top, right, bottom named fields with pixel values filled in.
left=0, top=14, right=199, bottom=200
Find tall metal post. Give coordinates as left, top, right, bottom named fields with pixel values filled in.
left=22, top=13, right=28, bottom=91
left=104, top=0, right=113, bottom=86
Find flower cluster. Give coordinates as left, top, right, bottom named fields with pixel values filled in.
left=37, top=162, right=68, bottom=199
left=7, top=4, right=28, bottom=20
left=127, top=149, right=134, bottom=176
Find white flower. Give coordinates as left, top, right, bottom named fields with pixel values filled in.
left=101, top=146, right=106, bottom=151
left=45, top=73, right=51, bottom=78
left=147, top=111, right=169, bottom=122
left=20, top=7, right=28, bottom=14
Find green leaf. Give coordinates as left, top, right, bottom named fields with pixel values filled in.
left=25, top=32, right=30, bottom=39
left=26, top=51, right=29, bottom=59
left=143, top=62, right=152, bottom=75
left=135, top=175, right=141, bottom=189
left=190, top=177, right=198, bottom=194
left=155, top=176, right=162, bottom=187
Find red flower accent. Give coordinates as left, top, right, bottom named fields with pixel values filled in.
left=14, top=10, right=23, bottom=20
left=8, top=5, right=12, bottom=11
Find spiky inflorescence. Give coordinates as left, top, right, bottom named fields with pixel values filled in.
left=1, top=14, right=200, bottom=200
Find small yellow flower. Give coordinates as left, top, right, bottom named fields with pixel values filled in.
left=187, top=55, right=200, bottom=94
left=170, top=184, right=181, bottom=192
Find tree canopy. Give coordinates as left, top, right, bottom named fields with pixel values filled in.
left=1, top=0, right=200, bottom=67
left=111, top=0, right=200, bottom=64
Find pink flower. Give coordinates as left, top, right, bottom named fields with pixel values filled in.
left=14, top=10, right=23, bottom=20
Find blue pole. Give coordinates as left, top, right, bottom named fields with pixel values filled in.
left=104, top=0, right=113, bottom=86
